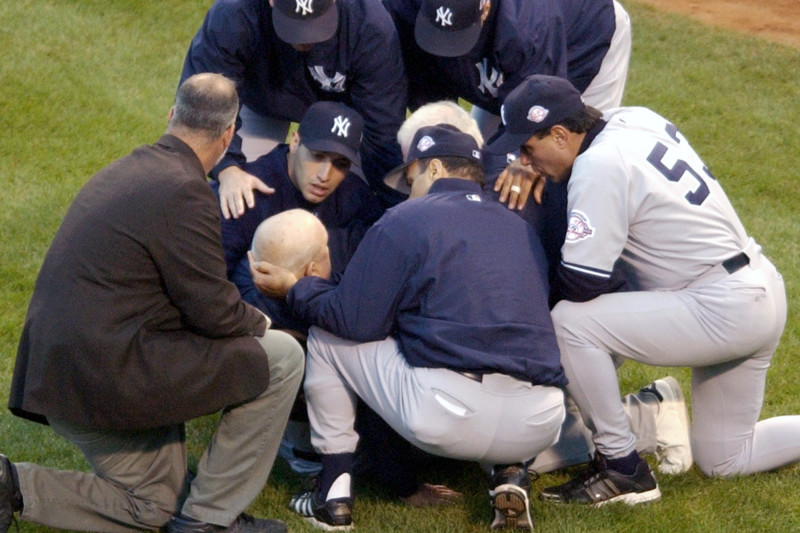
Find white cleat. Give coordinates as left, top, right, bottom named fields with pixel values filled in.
left=642, top=377, right=693, bottom=474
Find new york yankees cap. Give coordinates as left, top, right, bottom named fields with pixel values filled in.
left=298, top=101, right=364, bottom=166
left=272, top=0, right=338, bottom=45
left=383, top=123, right=482, bottom=194
left=487, top=74, right=586, bottom=154
left=415, top=0, right=483, bottom=57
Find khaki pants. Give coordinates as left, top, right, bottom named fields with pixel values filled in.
left=16, top=330, right=304, bottom=532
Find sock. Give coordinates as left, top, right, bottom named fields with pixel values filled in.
left=606, top=450, right=643, bottom=476
left=318, top=453, right=354, bottom=500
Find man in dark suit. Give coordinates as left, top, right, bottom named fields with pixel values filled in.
left=1, top=73, right=303, bottom=533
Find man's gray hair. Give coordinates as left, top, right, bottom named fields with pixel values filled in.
left=173, top=73, right=239, bottom=140
left=398, top=101, right=484, bottom=158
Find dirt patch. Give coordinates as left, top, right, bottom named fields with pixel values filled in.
left=632, top=0, right=800, bottom=48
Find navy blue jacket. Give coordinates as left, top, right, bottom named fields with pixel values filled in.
left=212, top=145, right=383, bottom=332
left=181, top=0, right=407, bottom=192
left=384, top=0, right=615, bottom=114
left=288, top=178, right=566, bottom=385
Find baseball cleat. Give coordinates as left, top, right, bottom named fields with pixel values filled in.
left=489, top=464, right=533, bottom=530
left=640, top=376, right=693, bottom=474
left=289, top=488, right=353, bottom=531
left=540, top=455, right=661, bottom=507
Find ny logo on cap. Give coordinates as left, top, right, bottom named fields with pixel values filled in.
left=295, top=0, right=314, bottom=16
left=331, top=116, right=351, bottom=137
left=527, top=105, right=549, bottom=123
left=309, top=66, right=346, bottom=93
left=435, top=6, right=453, bottom=27
left=417, top=136, right=435, bottom=151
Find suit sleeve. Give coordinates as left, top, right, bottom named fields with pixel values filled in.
left=157, top=178, right=267, bottom=338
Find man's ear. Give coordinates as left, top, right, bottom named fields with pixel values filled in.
left=303, top=261, right=318, bottom=278
left=288, top=131, right=301, bottom=153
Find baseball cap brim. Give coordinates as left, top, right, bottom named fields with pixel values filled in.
left=273, top=4, right=338, bottom=45
left=414, top=12, right=481, bottom=57
left=382, top=162, right=412, bottom=196
left=486, top=130, right=535, bottom=155
left=303, top=138, right=361, bottom=167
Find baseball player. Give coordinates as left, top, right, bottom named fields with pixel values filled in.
left=252, top=125, right=567, bottom=530
left=180, top=0, right=407, bottom=217
left=215, top=101, right=382, bottom=333
left=489, top=74, right=800, bottom=505
left=383, top=0, right=630, bottom=135
left=383, top=0, right=630, bottom=213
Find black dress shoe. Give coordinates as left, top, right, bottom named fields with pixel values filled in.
left=165, top=512, right=287, bottom=533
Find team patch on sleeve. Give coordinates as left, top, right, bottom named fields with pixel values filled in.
left=565, top=210, right=595, bottom=242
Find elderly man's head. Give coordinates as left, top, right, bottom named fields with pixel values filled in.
left=251, top=209, right=332, bottom=280
left=397, top=101, right=484, bottom=160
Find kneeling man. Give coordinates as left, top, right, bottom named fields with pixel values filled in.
left=252, top=124, right=566, bottom=530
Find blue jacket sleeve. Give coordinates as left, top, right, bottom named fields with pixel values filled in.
left=347, top=4, right=407, bottom=184
left=287, top=216, right=414, bottom=341
left=180, top=0, right=265, bottom=175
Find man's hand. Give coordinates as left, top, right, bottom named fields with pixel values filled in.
left=218, top=166, right=275, bottom=219
left=248, top=251, right=298, bottom=299
left=494, top=158, right=547, bottom=210
left=400, top=483, right=465, bottom=507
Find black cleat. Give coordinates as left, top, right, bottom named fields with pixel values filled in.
left=489, top=464, right=533, bottom=530
left=541, top=454, right=660, bottom=507
left=289, top=488, right=353, bottom=531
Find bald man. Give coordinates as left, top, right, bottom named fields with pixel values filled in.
left=251, top=210, right=332, bottom=284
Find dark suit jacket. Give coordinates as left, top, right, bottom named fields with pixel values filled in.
left=10, top=135, right=270, bottom=430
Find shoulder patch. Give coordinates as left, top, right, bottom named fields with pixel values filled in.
left=565, top=210, right=595, bottom=242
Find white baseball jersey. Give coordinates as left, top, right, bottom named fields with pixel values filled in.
left=562, top=107, right=750, bottom=291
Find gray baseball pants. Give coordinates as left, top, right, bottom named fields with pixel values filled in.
left=551, top=249, right=800, bottom=476
left=15, top=330, right=304, bottom=531
left=304, top=327, right=566, bottom=466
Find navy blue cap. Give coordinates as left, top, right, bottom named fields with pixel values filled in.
left=415, top=0, right=483, bottom=57
left=488, top=75, right=585, bottom=154
left=298, top=101, right=364, bottom=166
left=383, top=123, right=482, bottom=194
left=272, top=0, right=338, bottom=45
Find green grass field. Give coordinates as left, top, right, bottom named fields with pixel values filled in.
left=2, top=1, right=799, bottom=531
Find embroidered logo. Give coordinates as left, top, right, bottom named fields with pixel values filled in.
left=476, top=58, right=504, bottom=97
left=466, top=194, right=482, bottom=202
left=309, top=66, right=346, bottom=93
left=296, top=0, right=314, bottom=16
left=331, top=115, right=351, bottom=137
left=527, top=105, right=549, bottom=123
left=565, top=211, right=595, bottom=242
left=416, top=135, right=435, bottom=152
left=435, top=6, right=453, bottom=26
left=472, top=149, right=481, bottom=160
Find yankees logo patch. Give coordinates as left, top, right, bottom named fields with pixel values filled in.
left=435, top=6, right=453, bottom=26
left=527, top=105, right=549, bottom=123
left=416, top=135, right=435, bottom=151
left=295, top=0, right=314, bottom=16
left=308, top=66, right=346, bottom=93
left=331, top=115, right=351, bottom=137
left=566, top=210, right=595, bottom=242
left=476, top=58, right=504, bottom=97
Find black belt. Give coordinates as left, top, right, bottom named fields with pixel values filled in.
left=722, top=251, right=749, bottom=274
left=459, top=371, right=483, bottom=383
